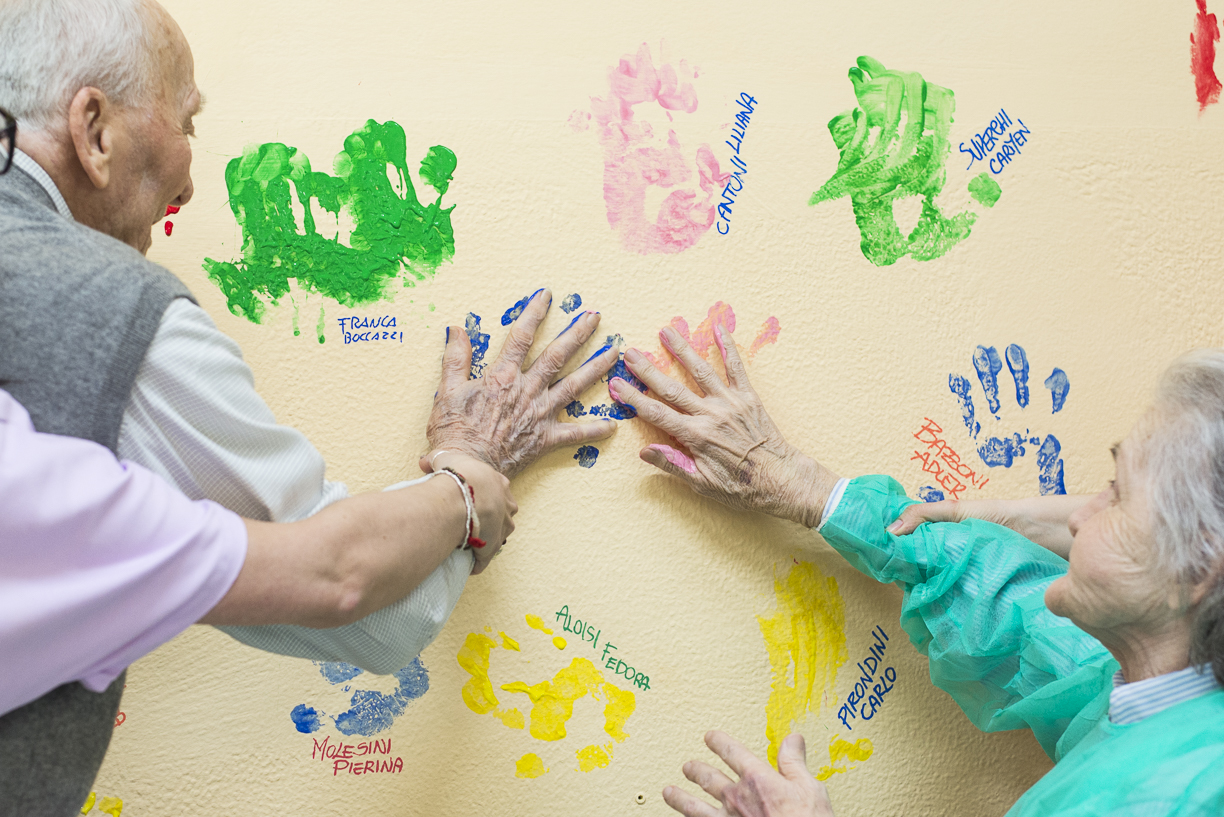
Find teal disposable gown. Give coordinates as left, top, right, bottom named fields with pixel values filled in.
left=820, top=476, right=1224, bottom=816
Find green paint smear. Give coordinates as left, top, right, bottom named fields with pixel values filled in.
left=810, top=57, right=978, bottom=266
left=203, top=120, right=457, bottom=331
left=968, top=171, right=1001, bottom=208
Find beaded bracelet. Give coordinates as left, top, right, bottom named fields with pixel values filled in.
left=430, top=467, right=487, bottom=550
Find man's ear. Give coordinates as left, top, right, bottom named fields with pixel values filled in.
left=67, top=86, right=115, bottom=190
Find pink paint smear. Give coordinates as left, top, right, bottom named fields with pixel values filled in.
left=647, top=443, right=697, bottom=474
left=1193, top=0, right=1222, bottom=111
left=586, top=44, right=728, bottom=254
left=645, top=302, right=782, bottom=374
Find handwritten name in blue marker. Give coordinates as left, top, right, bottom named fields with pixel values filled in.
left=555, top=604, right=651, bottom=690
left=836, top=626, right=895, bottom=729
left=718, top=92, right=756, bottom=235
left=337, top=315, right=403, bottom=345
left=959, top=109, right=1032, bottom=175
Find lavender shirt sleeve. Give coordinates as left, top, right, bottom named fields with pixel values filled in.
left=0, top=390, right=248, bottom=717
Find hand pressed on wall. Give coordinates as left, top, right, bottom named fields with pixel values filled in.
left=612, top=323, right=839, bottom=528
left=424, top=289, right=619, bottom=479
left=663, top=731, right=836, bottom=817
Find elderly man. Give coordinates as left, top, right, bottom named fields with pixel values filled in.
left=0, top=0, right=618, bottom=811
left=608, top=330, right=1224, bottom=815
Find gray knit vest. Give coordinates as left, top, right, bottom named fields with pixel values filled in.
left=0, top=165, right=194, bottom=815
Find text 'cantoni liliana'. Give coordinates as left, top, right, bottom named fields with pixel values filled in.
left=717, top=93, right=756, bottom=235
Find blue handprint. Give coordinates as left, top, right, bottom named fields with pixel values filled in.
left=290, top=657, right=430, bottom=737
left=946, top=343, right=1069, bottom=495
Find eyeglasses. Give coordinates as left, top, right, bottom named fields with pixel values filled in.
left=1, top=107, right=15, bottom=175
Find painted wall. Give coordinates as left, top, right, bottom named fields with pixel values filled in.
left=86, top=1, right=1224, bottom=815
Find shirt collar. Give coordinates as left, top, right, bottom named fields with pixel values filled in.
left=2, top=147, right=75, bottom=221
left=1109, top=664, right=1221, bottom=725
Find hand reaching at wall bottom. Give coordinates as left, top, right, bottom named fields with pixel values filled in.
left=663, top=731, right=836, bottom=817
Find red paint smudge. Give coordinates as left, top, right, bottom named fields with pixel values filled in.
left=165, top=205, right=181, bottom=216
left=1192, top=0, right=1222, bottom=111
left=114, top=711, right=126, bottom=728
left=164, top=221, right=174, bottom=236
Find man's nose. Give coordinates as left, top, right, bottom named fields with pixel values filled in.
left=172, top=175, right=194, bottom=208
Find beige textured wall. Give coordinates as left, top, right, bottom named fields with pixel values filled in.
left=92, top=1, right=1224, bottom=815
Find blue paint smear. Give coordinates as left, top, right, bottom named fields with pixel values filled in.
left=977, top=433, right=1027, bottom=467
left=606, top=355, right=646, bottom=393
left=560, top=293, right=583, bottom=313
left=332, top=657, right=431, bottom=738
left=918, top=486, right=946, bottom=503
left=587, top=402, right=636, bottom=420
left=582, top=343, right=613, bottom=367
left=500, top=294, right=532, bottom=326
left=317, top=661, right=364, bottom=685
left=556, top=310, right=586, bottom=339
left=1045, top=368, right=1070, bottom=413
left=949, top=374, right=980, bottom=439
left=972, top=345, right=1004, bottom=417
left=465, top=313, right=490, bottom=378
left=1005, top=344, right=1030, bottom=408
left=1037, top=434, right=1067, bottom=495
left=566, top=400, right=586, bottom=418
left=290, top=704, right=321, bottom=734
left=574, top=446, right=599, bottom=468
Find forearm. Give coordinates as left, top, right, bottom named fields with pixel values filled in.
left=1001, top=494, right=1093, bottom=559
left=201, top=477, right=466, bottom=628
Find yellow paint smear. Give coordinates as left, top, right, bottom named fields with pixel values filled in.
left=525, top=614, right=553, bottom=634
left=81, top=793, right=96, bottom=814
left=457, top=632, right=501, bottom=714
left=500, top=632, right=521, bottom=651
left=816, top=735, right=874, bottom=781
left=97, top=797, right=123, bottom=817
left=757, top=562, right=848, bottom=766
left=552, top=636, right=566, bottom=650
left=515, top=752, right=549, bottom=779
left=495, top=707, right=525, bottom=729
left=576, top=741, right=614, bottom=772
left=500, top=657, right=636, bottom=743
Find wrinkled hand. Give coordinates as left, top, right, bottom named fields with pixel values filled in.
left=425, top=450, right=517, bottom=574
left=424, top=289, right=619, bottom=479
left=663, top=731, right=836, bottom=817
left=611, top=324, right=839, bottom=527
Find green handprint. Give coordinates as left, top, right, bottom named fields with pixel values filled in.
left=203, top=120, right=457, bottom=338
left=810, top=57, right=993, bottom=266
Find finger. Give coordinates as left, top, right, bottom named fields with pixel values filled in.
left=661, top=785, right=724, bottom=817
left=609, top=377, right=690, bottom=438
left=528, top=310, right=602, bottom=387
left=662, top=325, right=731, bottom=399
left=623, top=348, right=707, bottom=414
left=775, top=733, right=811, bottom=780
left=438, top=325, right=473, bottom=393
left=642, top=444, right=698, bottom=477
left=704, top=731, right=773, bottom=779
left=683, top=760, right=735, bottom=800
left=546, top=416, right=619, bottom=451
left=493, top=288, right=550, bottom=371
left=714, top=325, right=754, bottom=394
left=886, top=499, right=962, bottom=535
left=547, top=343, right=619, bottom=414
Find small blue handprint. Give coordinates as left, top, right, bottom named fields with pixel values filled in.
left=290, top=658, right=429, bottom=738
left=946, top=343, right=1069, bottom=495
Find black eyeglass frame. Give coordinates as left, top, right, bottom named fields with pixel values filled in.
left=0, top=107, right=15, bottom=175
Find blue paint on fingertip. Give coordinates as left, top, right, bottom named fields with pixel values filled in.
left=556, top=310, right=586, bottom=338
left=465, top=313, right=491, bottom=378
left=918, top=486, right=946, bottom=503
left=1044, top=368, right=1070, bottom=413
left=501, top=294, right=533, bottom=326
left=1037, top=434, right=1067, bottom=495
left=949, top=374, right=980, bottom=439
left=560, top=293, right=583, bottom=313
left=1005, top=344, right=1030, bottom=408
left=973, top=345, right=1004, bottom=417
left=574, top=446, right=599, bottom=468
left=290, top=704, right=321, bottom=734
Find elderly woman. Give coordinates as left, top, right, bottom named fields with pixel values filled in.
left=607, top=327, right=1224, bottom=816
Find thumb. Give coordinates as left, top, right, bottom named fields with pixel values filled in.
left=642, top=443, right=698, bottom=479
left=776, top=733, right=811, bottom=781
left=887, top=499, right=962, bottom=535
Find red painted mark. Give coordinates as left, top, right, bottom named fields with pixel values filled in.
left=1193, top=0, right=1222, bottom=111
left=164, top=221, right=173, bottom=236
left=165, top=205, right=180, bottom=216
left=114, top=711, right=126, bottom=728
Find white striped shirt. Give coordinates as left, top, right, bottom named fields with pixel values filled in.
left=1109, top=665, right=1222, bottom=725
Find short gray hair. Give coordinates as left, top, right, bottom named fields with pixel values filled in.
left=0, top=0, right=154, bottom=132
left=1144, top=349, right=1224, bottom=683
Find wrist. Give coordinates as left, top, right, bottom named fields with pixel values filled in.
left=784, top=452, right=841, bottom=529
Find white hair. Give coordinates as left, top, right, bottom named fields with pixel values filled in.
left=1143, top=349, right=1224, bottom=683
left=0, top=0, right=154, bottom=132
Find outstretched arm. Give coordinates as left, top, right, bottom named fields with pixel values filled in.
left=887, top=494, right=1094, bottom=559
